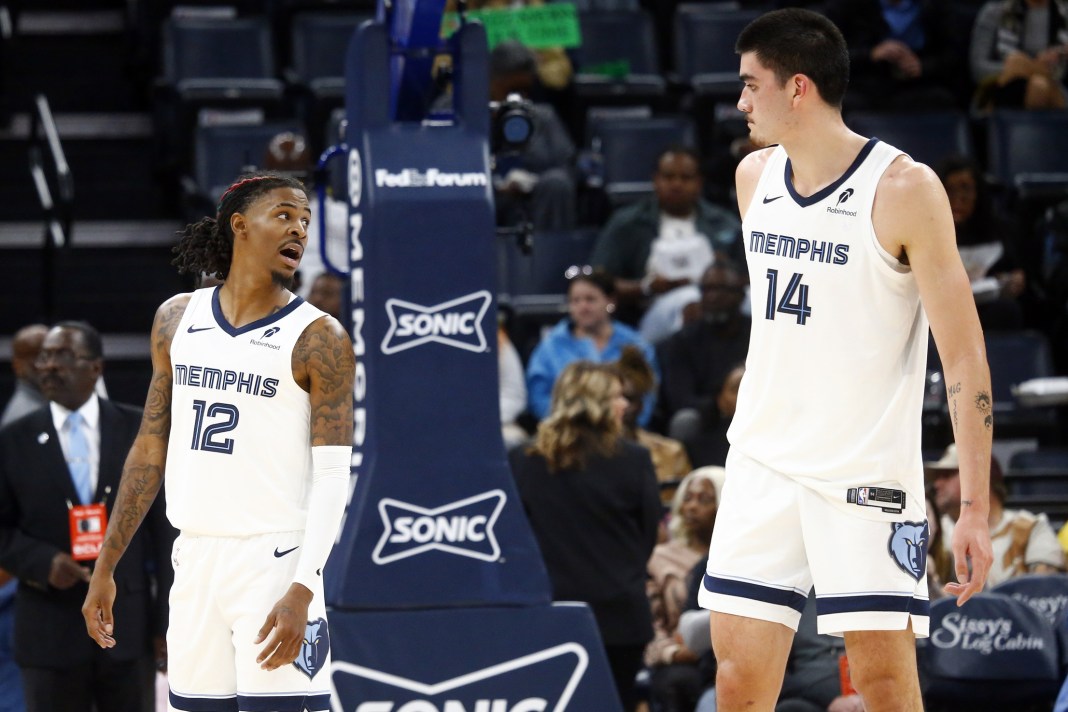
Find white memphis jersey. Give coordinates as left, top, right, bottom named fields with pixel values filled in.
left=165, top=286, right=328, bottom=535
left=729, top=138, right=929, bottom=507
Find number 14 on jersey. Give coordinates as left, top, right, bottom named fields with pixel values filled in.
left=765, top=269, right=812, bottom=325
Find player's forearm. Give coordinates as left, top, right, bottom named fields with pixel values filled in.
left=96, top=436, right=167, bottom=574
left=292, top=446, right=352, bottom=591
left=944, top=353, right=993, bottom=516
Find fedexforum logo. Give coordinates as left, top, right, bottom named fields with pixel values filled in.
left=373, top=490, right=506, bottom=564
left=330, top=643, right=589, bottom=712
left=375, top=168, right=488, bottom=188
left=381, top=291, right=492, bottom=355
left=826, top=187, right=858, bottom=217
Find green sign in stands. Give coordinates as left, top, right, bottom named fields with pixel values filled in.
left=441, top=3, right=582, bottom=49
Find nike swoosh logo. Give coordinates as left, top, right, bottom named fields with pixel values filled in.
left=274, top=546, right=299, bottom=558
left=762, top=195, right=783, bottom=204
left=187, top=325, right=215, bottom=333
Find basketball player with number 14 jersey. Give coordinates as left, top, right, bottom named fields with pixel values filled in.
left=695, top=10, right=994, bottom=712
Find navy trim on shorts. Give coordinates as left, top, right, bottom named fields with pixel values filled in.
left=237, top=692, right=331, bottom=712
left=704, top=573, right=808, bottom=613
left=169, top=691, right=238, bottom=712
left=816, top=593, right=930, bottom=617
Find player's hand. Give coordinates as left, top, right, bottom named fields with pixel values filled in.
left=50, top=552, right=91, bottom=589
left=943, top=509, right=992, bottom=605
left=153, top=635, right=168, bottom=672
left=871, top=39, right=907, bottom=64
left=82, top=570, right=117, bottom=648
left=255, top=583, right=313, bottom=671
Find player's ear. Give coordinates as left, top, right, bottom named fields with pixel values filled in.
left=230, top=212, right=247, bottom=238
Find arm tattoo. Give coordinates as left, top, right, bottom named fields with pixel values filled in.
left=974, top=390, right=993, bottom=430
left=99, top=298, right=183, bottom=571
left=961, top=499, right=974, bottom=508
left=295, top=318, right=356, bottom=446
left=948, top=381, right=961, bottom=430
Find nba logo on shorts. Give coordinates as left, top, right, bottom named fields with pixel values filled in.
left=294, top=618, right=330, bottom=679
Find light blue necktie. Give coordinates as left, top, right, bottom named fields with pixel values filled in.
left=66, top=412, right=92, bottom=505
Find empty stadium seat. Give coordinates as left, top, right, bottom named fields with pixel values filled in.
left=185, top=120, right=306, bottom=215
left=847, top=111, right=974, bottom=168
left=1005, top=450, right=1068, bottom=526
left=672, top=7, right=759, bottom=98
left=586, top=113, right=696, bottom=203
left=987, top=110, right=1068, bottom=201
left=289, top=12, right=371, bottom=101
left=161, top=16, right=284, bottom=103
left=984, top=330, right=1059, bottom=440
left=573, top=11, right=666, bottom=99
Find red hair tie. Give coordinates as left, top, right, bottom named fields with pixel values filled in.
left=217, top=176, right=268, bottom=213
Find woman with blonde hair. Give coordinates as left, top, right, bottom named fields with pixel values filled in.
left=509, top=361, right=662, bottom=712
left=645, top=468, right=721, bottom=712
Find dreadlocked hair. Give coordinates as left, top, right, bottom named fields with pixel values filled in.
left=531, top=360, right=622, bottom=472
left=172, top=171, right=308, bottom=280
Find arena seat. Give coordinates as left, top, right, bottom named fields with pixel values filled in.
left=846, top=110, right=974, bottom=167
left=586, top=113, right=696, bottom=204
left=573, top=10, right=666, bottom=100
left=919, top=593, right=1064, bottom=709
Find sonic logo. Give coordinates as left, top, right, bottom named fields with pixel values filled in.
left=887, top=521, right=928, bottom=581
left=381, top=291, right=492, bottom=355
left=330, top=643, right=589, bottom=712
left=373, top=491, right=506, bottom=564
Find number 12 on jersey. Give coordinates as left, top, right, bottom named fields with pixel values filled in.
left=190, top=400, right=239, bottom=454
left=765, top=269, right=812, bottom=325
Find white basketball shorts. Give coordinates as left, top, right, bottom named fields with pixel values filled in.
left=167, top=531, right=332, bottom=712
left=698, top=449, right=930, bottom=637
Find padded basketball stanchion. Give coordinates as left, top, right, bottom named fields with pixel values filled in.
left=323, top=17, right=624, bottom=711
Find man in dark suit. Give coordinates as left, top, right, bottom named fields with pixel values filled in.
left=0, top=321, right=175, bottom=712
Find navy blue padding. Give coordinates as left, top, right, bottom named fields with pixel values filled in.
left=991, top=574, right=1068, bottom=672
left=991, top=574, right=1068, bottom=628
left=919, top=593, right=1063, bottom=708
left=846, top=111, right=974, bottom=168
left=326, top=20, right=551, bottom=611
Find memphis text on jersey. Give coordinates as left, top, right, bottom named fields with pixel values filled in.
left=749, top=231, right=850, bottom=265
left=173, top=363, right=279, bottom=398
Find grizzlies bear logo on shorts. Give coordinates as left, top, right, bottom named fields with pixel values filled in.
left=295, top=617, right=330, bottom=679
left=888, top=521, right=928, bottom=581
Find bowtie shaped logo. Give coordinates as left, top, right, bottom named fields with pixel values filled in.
left=381, top=291, right=492, bottom=355
left=330, top=642, right=589, bottom=712
left=372, top=490, right=506, bottom=565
